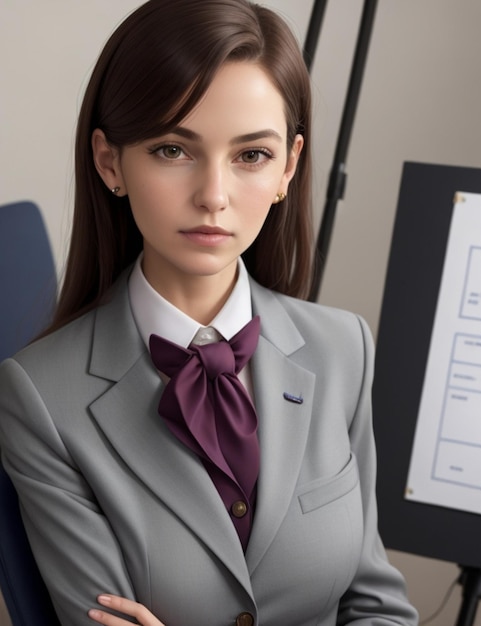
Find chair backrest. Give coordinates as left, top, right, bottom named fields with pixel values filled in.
left=0, top=200, right=57, bottom=362
left=0, top=201, right=61, bottom=625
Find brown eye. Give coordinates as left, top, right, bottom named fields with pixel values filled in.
left=241, top=150, right=260, bottom=163
left=163, top=145, right=182, bottom=158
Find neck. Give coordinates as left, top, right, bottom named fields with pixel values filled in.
left=144, top=266, right=238, bottom=326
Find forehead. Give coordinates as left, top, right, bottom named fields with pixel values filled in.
left=180, top=62, right=287, bottom=136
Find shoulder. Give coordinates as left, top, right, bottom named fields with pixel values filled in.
left=0, top=306, right=97, bottom=392
left=280, top=290, right=367, bottom=333
left=3, top=269, right=133, bottom=379
left=250, top=279, right=375, bottom=398
left=280, top=291, right=373, bottom=375
left=251, top=278, right=373, bottom=356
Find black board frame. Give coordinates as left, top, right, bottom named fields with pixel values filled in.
left=373, top=161, right=481, bottom=567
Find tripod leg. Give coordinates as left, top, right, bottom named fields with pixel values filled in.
left=455, top=566, right=481, bottom=626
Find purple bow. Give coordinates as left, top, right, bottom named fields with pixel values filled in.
left=149, top=316, right=261, bottom=549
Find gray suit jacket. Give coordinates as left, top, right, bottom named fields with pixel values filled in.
left=0, top=271, right=417, bottom=626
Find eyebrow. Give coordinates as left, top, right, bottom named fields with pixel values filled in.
left=167, top=127, right=283, bottom=144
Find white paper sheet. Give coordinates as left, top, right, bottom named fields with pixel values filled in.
left=405, top=191, right=481, bottom=514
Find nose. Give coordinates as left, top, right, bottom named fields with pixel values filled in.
left=193, top=163, right=228, bottom=213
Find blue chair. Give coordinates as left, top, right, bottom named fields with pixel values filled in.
left=0, top=201, right=60, bottom=625
left=0, top=200, right=57, bottom=362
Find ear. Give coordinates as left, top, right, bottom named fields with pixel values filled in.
left=91, top=129, right=125, bottom=194
left=279, top=133, right=304, bottom=195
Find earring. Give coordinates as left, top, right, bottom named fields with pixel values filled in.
left=111, top=186, right=121, bottom=195
left=273, top=192, right=286, bottom=204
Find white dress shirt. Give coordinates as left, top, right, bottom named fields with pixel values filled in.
left=128, top=255, right=255, bottom=396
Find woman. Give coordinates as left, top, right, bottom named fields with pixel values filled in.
left=0, top=1, right=418, bottom=625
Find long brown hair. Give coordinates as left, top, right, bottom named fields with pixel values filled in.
left=50, top=0, right=313, bottom=333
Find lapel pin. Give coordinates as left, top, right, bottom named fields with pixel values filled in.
left=283, top=392, right=303, bottom=404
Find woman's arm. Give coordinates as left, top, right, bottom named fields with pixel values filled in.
left=337, top=316, right=418, bottom=624
left=0, top=359, right=138, bottom=625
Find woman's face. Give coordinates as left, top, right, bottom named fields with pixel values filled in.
left=95, top=61, right=303, bottom=303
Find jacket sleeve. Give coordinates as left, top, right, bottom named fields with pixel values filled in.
left=0, top=357, right=137, bottom=626
left=337, top=315, right=419, bottom=625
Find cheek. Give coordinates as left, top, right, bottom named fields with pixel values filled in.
left=122, top=159, right=179, bottom=198
left=126, top=175, right=180, bottom=223
left=236, top=180, right=278, bottom=230
left=241, top=204, right=272, bottom=240
left=239, top=176, right=277, bottom=206
left=128, top=192, right=169, bottom=238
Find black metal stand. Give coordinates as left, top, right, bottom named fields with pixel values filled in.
left=455, top=566, right=481, bottom=626
left=303, top=0, right=379, bottom=302
left=303, top=0, right=329, bottom=72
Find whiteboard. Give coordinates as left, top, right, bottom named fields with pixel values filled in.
left=406, top=192, right=481, bottom=514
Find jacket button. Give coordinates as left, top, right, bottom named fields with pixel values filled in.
left=236, top=612, right=254, bottom=626
left=231, top=500, right=248, bottom=518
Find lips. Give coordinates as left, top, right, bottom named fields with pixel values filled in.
left=182, top=225, right=231, bottom=236
left=180, top=225, right=232, bottom=246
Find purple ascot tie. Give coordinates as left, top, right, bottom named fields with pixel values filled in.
left=149, top=316, right=261, bottom=551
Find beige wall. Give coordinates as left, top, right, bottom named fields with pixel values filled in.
left=2, top=1, right=481, bottom=624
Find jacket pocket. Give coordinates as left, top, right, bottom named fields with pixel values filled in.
left=298, top=454, right=359, bottom=514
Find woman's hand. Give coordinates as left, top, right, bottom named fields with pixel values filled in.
left=89, top=594, right=166, bottom=625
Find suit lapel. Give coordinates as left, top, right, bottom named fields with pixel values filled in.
left=246, top=281, right=316, bottom=573
left=88, top=272, right=253, bottom=594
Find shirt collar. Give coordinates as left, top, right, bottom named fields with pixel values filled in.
left=128, top=255, right=252, bottom=349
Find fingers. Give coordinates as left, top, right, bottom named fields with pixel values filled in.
left=88, top=594, right=166, bottom=626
